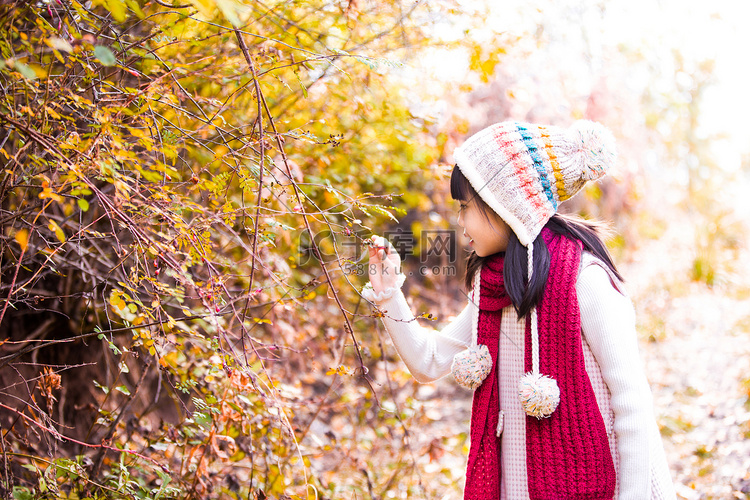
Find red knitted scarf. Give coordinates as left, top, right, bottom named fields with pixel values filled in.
left=464, top=229, right=616, bottom=500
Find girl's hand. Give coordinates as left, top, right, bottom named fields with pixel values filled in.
left=368, top=235, right=402, bottom=294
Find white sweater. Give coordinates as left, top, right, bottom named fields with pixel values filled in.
left=363, top=253, right=675, bottom=500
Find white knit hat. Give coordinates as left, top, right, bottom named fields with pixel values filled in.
left=453, top=120, right=616, bottom=418
left=453, top=120, right=616, bottom=246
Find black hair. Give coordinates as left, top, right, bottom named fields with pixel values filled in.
left=450, top=164, right=623, bottom=318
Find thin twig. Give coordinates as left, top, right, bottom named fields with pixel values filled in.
left=234, top=29, right=265, bottom=344
left=0, top=402, right=169, bottom=473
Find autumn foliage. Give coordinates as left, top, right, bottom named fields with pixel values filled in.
left=0, top=0, right=464, bottom=497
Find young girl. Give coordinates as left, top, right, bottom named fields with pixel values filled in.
left=362, top=120, right=675, bottom=499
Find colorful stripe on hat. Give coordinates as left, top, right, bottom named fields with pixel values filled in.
left=492, top=128, right=547, bottom=214
left=517, top=124, right=557, bottom=210
left=539, top=127, right=568, bottom=201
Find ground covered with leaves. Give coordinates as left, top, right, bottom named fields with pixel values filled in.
left=630, top=214, right=750, bottom=499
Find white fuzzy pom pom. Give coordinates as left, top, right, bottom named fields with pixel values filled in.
left=572, top=120, right=616, bottom=181
left=451, top=344, right=492, bottom=390
left=518, top=372, right=560, bottom=419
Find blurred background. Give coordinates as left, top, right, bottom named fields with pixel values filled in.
left=390, top=1, right=750, bottom=497
left=1, top=0, right=748, bottom=498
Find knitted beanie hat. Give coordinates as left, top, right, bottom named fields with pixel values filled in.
left=453, top=120, right=617, bottom=418
left=453, top=120, right=616, bottom=246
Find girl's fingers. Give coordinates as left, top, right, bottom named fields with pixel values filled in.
left=369, top=235, right=401, bottom=266
left=366, top=235, right=402, bottom=294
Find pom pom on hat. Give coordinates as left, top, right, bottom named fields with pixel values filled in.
left=571, top=120, right=617, bottom=182
left=518, top=372, right=560, bottom=419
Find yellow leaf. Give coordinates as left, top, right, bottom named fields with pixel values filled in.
left=39, top=186, right=62, bottom=202
left=94, top=0, right=127, bottom=22
left=45, top=106, right=61, bottom=120
left=15, top=229, right=29, bottom=252
left=124, top=0, right=145, bottom=18
left=128, top=126, right=148, bottom=138
left=327, top=365, right=353, bottom=376
left=214, top=0, right=243, bottom=27
left=48, top=220, right=66, bottom=243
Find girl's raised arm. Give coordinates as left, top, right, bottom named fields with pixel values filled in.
left=362, top=236, right=472, bottom=383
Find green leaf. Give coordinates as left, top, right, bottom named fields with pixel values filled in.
left=14, top=61, right=37, bottom=81
left=369, top=204, right=399, bottom=222
left=115, top=385, right=131, bottom=396
left=12, top=487, right=35, bottom=500
left=94, top=45, right=117, bottom=67
left=193, top=411, right=212, bottom=428
left=294, top=71, right=308, bottom=98
left=77, top=198, right=89, bottom=211
left=93, top=380, right=109, bottom=395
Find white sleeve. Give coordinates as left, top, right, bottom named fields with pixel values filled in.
left=363, top=285, right=472, bottom=384
left=577, top=264, right=651, bottom=499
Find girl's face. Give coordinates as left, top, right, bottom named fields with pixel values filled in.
left=457, top=199, right=511, bottom=257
